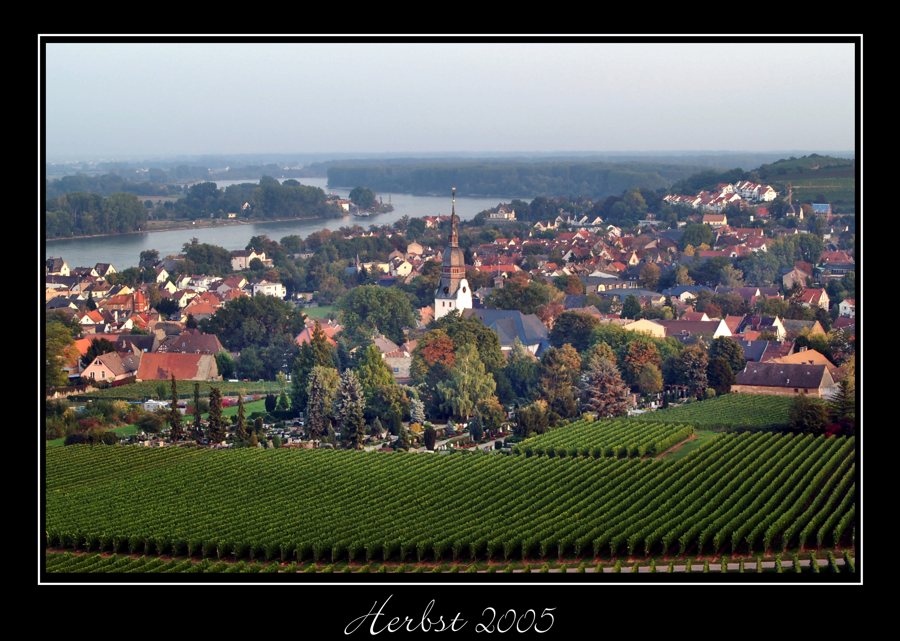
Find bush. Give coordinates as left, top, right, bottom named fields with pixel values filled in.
left=789, top=396, right=830, bottom=433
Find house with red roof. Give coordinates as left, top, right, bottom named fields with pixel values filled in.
left=797, top=288, right=830, bottom=311
left=135, top=352, right=220, bottom=381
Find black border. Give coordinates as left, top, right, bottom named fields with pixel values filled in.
left=37, top=33, right=864, bottom=631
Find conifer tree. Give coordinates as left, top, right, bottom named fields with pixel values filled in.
left=336, top=369, right=366, bottom=449
left=168, top=374, right=183, bottom=441
left=207, top=387, right=225, bottom=444
left=580, top=358, right=630, bottom=418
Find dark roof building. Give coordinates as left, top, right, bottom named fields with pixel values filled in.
left=462, top=308, right=549, bottom=355
left=733, top=362, right=835, bottom=397
left=157, top=330, right=225, bottom=354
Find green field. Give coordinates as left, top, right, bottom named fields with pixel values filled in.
left=633, top=395, right=794, bottom=430
left=514, top=419, right=693, bottom=459
left=756, top=155, right=855, bottom=212
left=47, top=433, right=855, bottom=563
left=74, top=380, right=282, bottom=401
left=302, top=305, right=336, bottom=319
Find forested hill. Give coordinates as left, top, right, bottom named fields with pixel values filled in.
left=326, top=160, right=714, bottom=199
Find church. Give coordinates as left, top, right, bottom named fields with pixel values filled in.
left=434, top=188, right=473, bottom=320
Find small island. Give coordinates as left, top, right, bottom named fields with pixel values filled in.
left=349, top=186, right=394, bottom=218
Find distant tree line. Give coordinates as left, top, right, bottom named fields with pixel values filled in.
left=326, top=161, right=707, bottom=200
left=45, top=192, right=148, bottom=237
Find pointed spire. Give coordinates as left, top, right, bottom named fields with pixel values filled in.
left=449, top=186, right=459, bottom=248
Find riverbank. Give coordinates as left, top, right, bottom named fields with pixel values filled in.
left=47, top=214, right=347, bottom=242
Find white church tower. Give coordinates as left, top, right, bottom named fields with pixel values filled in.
left=434, top=187, right=472, bottom=320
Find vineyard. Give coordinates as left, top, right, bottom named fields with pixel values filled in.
left=514, top=419, right=694, bottom=458
left=633, top=394, right=795, bottom=430
left=44, top=551, right=854, bottom=574
left=72, top=380, right=282, bottom=401
left=46, top=433, right=855, bottom=565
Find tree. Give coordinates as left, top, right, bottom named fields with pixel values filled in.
left=432, top=312, right=505, bottom=374
left=168, top=375, right=183, bottom=441
left=137, top=410, right=166, bottom=434
left=248, top=431, right=259, bottom=447
left=437, top=343, right=496, bottom=420
left=789, top=396, right=830, bottom=433
left=337, top=285, right=416, bottom=345
left=411, top=329, right=455, bottom=384
left=549, top=312, right=601, bottom=351
left=234, top=394, right=248, bottom=442
left=680, top=223, right=714, bottom=250
left=675, top=346, right=709, bottom=398
left=718, top=264, right=745, bottom=288
left=539, top=345, right=582, bottom=423
left=357, top=344, right=395, bottom=400
left=707, top=357, right=735, bottom=396
left=674, top=265, right=694, bottom=286
left=708, top=337, right=746, bottom=374
left=370, top=417, right=384, bottom=438
left=475, top=397, right=506, bottom=435
left=622, top=295, right=642, bottom=320
left=185, top=313, right=198, bottom=330
left=504, top=339, right=541, bottom=401
left=336, top=369, right=366, bottom=449
left=485, top=278, right=559, bottom=315
left=409, top=397, right=426, bottom=425
left=622, top=338, right=662, bottom=388
left=829, top=378, right=855, bottom=424
left=253, top=416, right=264, bottom=434
left=349, top=186, right=377, bottom=210
left=579, top=358, right=630, bottom=418
left=200, top=294, right=306, bottom=352
left=139, top=249, right=160, bottom=269
left=424, top=425, right=437, bottom=450
left=192, top=382, right=203, bottom=440
left=265, top=393, right=277, bottom=413
left=515, top=399, right=550, bottom=438
left=306, top=366, right=340, bottom=440
left=45, top=320, right=78, bottom=392
left=291, top=321, right=338, bottom=412
left=468, top=415, right=484, bottom=442
left=207, top=387, right=225, bottom=444
left=81, top=338, right=117, bottom=368
left=154, top=297, right=181, bottom=317
left=215, top=351, right=235, bottom=380
left=276, top=389, right=290, bottom=412
left=636, top=363, right=664, bottom=395
left=639, top=262, right=661, bottom=290
left=582, top=342, right=617, bottom=370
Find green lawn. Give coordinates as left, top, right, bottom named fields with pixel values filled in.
left=303, top=305, right=336, bottom=319
left=661, top=430, right=718, bottom=463
left=74, top=380, right=282, bottom=401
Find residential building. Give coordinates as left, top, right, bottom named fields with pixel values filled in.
left=252, top=280, right=287, bottom=299
left=839, top=298, right=856, bottom=318
left=732, top=362, right=835, bottom=398
left=135, top=353, right=220, bottom=381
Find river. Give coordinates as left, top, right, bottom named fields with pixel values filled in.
left=45, top=177, right=525, bottom=269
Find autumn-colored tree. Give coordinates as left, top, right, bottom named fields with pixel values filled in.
left=674, top=265, right=694, bottom=286
left=622, top=337, right=662, bottom=388
left=515, top=399, right=550, bottom=437
left=536, top=301, right=565, bottom=328
left=411, top=329, right=455, bottom=384
left=475, top=396, right=506, bottom=435
left=636, top=363, right=664, bottom=395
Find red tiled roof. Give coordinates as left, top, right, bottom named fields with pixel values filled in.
left=295, top=324, right=341, bottom=347
left=136, top=353, right=215, bottom=381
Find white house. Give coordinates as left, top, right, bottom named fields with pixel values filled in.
left=838, top=298, right=855, bottom=318
left=252, top=280, right=287, bottom=299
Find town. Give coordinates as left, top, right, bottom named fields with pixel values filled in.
left=45, top=168, right=856, bottom=457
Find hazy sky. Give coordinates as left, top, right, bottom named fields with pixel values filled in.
left=44, top=42, right=855, bottom=160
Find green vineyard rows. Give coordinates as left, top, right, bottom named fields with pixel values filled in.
left=46, top=432, right=855, bottom=565
left=514, top=419, right=694, bottom=458
left=632, top=394, right=794, bottom=429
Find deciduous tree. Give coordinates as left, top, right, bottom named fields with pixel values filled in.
left=579, top=358, right=630, bottom=418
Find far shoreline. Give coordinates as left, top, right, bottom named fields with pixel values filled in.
left=46, top=214, right=348, bottom=243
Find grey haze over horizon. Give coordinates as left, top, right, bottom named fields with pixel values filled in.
left=45, top=42, right=855, bottom=160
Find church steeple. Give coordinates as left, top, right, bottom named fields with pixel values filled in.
left=449, top=187, right=459, bottom=248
